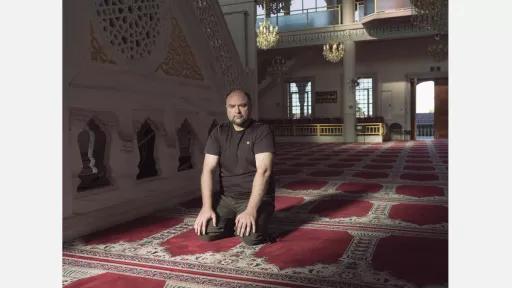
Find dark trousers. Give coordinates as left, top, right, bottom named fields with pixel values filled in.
left=200, top=194, right=274, bottom=245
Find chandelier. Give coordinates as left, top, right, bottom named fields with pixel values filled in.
left=410, top=0, right=448, bottom=34
left=323, top=43, right=344, bottom=63
left=427, top=35, right=448, bottom=62
left=257, top=19, right=279, bottom=50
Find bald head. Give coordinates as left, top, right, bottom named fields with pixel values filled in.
left=225, top=89, right=252, bottom=130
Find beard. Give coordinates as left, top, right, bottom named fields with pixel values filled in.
left=230, top=115, right=249, bottom=127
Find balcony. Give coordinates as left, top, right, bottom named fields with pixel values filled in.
left=256, top=5, right=342, bottom=33
left=255, top=1, right=414, bottom=33
left=360, top=0, right=414, bottom=24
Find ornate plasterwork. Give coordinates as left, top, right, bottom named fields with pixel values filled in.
left=93, top=0, right=162, bottom=61
left=192, top=0, right=244, bottom=93
left=155, top=17, right=203, bottom=80
left=90, top=23, right=116, bottom=64
left=277, top=22, right=434, bottom=49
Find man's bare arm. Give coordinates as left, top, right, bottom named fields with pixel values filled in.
left=194, top=154, right=219, bottom=235
left=235, top=152, right=273, bottom=236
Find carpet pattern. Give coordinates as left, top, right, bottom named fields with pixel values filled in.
left=63, top=140, right=448, bottom=288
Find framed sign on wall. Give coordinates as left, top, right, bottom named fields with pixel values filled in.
left=315, top=91, right=337, bottom=104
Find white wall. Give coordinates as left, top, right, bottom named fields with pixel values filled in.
left=258, top=36, right=448, bottom=129
left=219, top=0, right=259, bottom=118
left=63, top=0, right=245, bottom=240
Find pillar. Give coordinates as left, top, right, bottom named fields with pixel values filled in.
left=343, top=40, right=356, bottom=142
left=342, top=0, right=355, bottom=24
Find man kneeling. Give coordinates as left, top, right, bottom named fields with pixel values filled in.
left=194, top=89, right=275, bottom=246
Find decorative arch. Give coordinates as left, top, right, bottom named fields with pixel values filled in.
left=77, top=118, right=111, bottom=191
left=176, top=118, right=194, bottom=172
left=136, top=118, right=159, bottom=179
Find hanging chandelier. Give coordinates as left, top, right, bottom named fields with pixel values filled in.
left=323, top=43, right=344, bottom=63
left=257, top=19, right=279, bottom=50
left=427, top=35, right=448, bottom=62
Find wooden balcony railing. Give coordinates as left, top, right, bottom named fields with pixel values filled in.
left=272, top=123, right=384, bottom=137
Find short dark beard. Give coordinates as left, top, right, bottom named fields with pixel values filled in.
left=230, top=117, right=251, bottom=129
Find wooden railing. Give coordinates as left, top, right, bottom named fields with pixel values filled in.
left=272, top=123, right=384, bottom=137
left=416, top=124, right=434, bottom=137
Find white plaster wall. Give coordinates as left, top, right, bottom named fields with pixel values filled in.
left=63, top=0, right=239, bottom=240
left=219, top=0, right=259, bottom=118
left=258, top=36, right=448, bottom=130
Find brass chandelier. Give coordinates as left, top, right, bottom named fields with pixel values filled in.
left=410, top=0, right=448, bottom=62
left=257, top=19, right=279, bottom=50
left=323, top=43, right=344, bottom=63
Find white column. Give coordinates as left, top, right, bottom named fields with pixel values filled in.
left=342, top=0, right=355, bottom=24
left=343, top=40, right=356, bottom=143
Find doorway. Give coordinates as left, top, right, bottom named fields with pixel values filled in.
left=410, top=77, right=448, bottom=140
left=416, top=81, right=435, bottom=140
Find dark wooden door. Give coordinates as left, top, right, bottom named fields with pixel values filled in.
left=434, top=78, right=448, bottom=139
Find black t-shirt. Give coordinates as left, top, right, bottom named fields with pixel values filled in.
left=204, top=120, right=275, bottom=200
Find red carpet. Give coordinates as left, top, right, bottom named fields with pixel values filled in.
left=403, top=165, right=435, bottom=171
left=83, top=217, right=183, bottom=244
left=336, top=182, right=383, bottom=194
left=400, top=173, right=439, bottom=181
left=352, top=171, right=389, bottom=179
left=307, top=157, right=331, bottom=161
left=388, top=203, right=448, bottom=225
left=254, top=228, right=353, bottom=270
left=161, top=229, right=241, bottom=256
left=283, top=180, right=328, bottom=190
left=65, top=273, right=165, bottom=288
left=64, top=141, right=448, bottom=288
left=371, top=158, right=396, bottom=163
left=372, top=236, right=448, bottom=286
left=395, top=185, right=444, bottom=197
left=309, top=199, right=373, bottom=218
left=363, top=164, right=394, bottom=170
left=406, top=154, right=430, bottom=158
left=275, top=196, right=305, bottom=211
left=308, top=170, right=343, bottom=177
left=291, top=162, right=319, bottom=167
left=274, top=169, right=302, bottom=176
left=405, top=159, right=432, bottom=164
left=340, top=157, right=364, bottom=162
left=326, top=162, right=355, bottom=168
left=376, top=154, right=398, bottom=158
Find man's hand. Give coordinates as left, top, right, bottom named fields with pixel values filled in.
left=235, top=209, right=257, bottom=236
left=194, top=207, right=217, bottom=236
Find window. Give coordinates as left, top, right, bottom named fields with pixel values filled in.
left=259, top=0, right=329, bottom=16
left=354, top=1, right=365, bottom=22
left=288, top=81, right=312, bottom=119
left=355, top=77, right=373, bottom=117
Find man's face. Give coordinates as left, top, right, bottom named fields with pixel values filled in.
left=226, top=91, right=251, bottom=128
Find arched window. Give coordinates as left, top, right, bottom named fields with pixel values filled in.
left=136, top=119, right=158, bottom=179
left=177, top=118, right=194, bottom=172
left=77, top=119, right=110, bottom=191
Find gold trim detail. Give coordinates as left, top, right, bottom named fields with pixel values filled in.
left=90, top=23, right=116, bottom=65
left=272, top=123, right=385, bottom=137
left=155, top=17, right=203, bottom=80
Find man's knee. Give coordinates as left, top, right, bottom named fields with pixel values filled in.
left=241, top=233, right=267, bottom=246
left=199, top=232, right=227, bottom=242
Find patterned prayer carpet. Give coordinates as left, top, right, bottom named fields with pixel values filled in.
left=63, top=140, right=448, bottom=288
